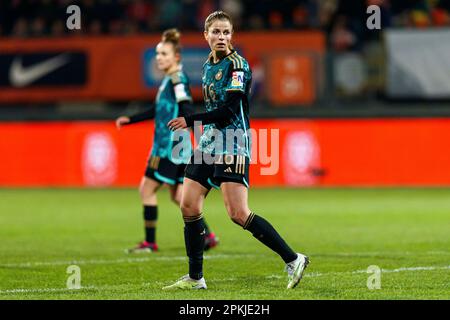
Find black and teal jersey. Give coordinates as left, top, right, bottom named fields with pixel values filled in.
left=199, top=50, right=252, bottom=158
left=152, top=70, right=193, bottom=164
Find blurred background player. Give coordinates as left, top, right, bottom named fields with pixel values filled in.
left=164, top=11, right=308, bottom=290
left=116, top=28, right=219, bottom=253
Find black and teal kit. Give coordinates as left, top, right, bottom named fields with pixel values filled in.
left=127, top=69, right=194, bottom=185
left=180, top=52, right=299, bottom=283
left=184, top=50, right=252, bottom=189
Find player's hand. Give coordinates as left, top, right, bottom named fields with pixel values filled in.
left=116, top=116, right=130, bottom=130
left=167, top=117, right=187, bottom=131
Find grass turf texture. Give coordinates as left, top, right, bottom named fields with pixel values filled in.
left=0, top=187, right=449, bottom=300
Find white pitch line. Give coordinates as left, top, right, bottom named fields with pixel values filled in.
left=315, top=251, right=450, bottom=257
left=1, top=251, right=449, bottom=269
left=1, top=265, right=448, bottom=295
left=0, top=254, right=257, bottom=269
left=264, top=265, right=450, bottom=280
left=382, top=265, right=450, bottom=273
left=0, top=286, right=98, bottom=294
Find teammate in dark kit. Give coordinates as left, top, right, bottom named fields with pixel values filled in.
left=116, top=29, right=218, bottom=254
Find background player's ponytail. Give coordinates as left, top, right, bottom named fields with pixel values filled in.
left=204, top=11, right=234, bottom=50
left=162, top=28, right=182, bottom=61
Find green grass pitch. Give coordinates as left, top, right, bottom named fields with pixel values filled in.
left=0, top=187, right=448, bottom=300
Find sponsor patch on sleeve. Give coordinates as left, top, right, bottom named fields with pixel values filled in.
left=229, top=71, right=244, bottom=90
left=174, top=83, right=189, bottom=102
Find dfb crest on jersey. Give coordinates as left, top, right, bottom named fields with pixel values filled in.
left=215, top=69, right=223, bottom=81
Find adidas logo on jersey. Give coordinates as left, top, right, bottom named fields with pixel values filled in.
left=224, top=167, right=233, bottom=173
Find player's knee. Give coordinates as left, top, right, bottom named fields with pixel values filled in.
left=180, top=200, right=201, bottom=216
left=226, top=207, right=249, bottom=226
left=139, top=184, right=156, bottom=202
left=138, top=186, right=147, bottom=200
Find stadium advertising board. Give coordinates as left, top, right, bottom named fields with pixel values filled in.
left=0, top=32, right=324, bottom=104
left=0, top=52, right=87, bottom=88
left=1, top=118, right=450, bottom=187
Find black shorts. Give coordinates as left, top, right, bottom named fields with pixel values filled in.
left=184, top=151, right=250, bottom=190
left=145, top=155, right=186, bottom=185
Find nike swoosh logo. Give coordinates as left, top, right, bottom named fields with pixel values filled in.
left=9, top=53, right=70, bottom=88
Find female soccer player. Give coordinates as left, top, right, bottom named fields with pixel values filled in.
left=116, top=28, right=218, bottom=253
left=164, top=12, right=309, bottom=290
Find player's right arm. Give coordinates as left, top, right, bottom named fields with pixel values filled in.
left=184, top=92, right=242, bottom=127
left=169, top=63, right=250, bottom=130
left=115, top=106, right=155, bottom=130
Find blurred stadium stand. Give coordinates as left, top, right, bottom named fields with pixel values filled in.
left=1, top=0, right=450, bottom=121
left=2, top=1, right=450, bottom=187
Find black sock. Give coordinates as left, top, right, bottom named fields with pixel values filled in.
left=184, top=214, right=205, bottom=280
left=244, top=213, right=297, bottom=264
left=143, top=205, right=157, bottom=243
left=203, top=218, right=211, bottom=236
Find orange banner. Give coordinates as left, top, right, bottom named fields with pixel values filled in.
left=267, top=53, right=316, bottom=106
left=0, top=32, right=325, bottom=103
left=1, top=118, right=450, bottom=187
